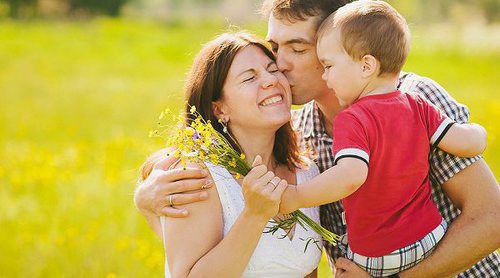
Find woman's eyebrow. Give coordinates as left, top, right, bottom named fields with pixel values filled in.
left=236, top=68, right=255, bottom=79
left=236, top=61, right=276, bottom=78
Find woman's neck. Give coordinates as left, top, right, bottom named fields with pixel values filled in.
left=230, top=126, right=277, bottom=170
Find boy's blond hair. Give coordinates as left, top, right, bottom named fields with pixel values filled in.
left=318, top=0, right=410, bottom=75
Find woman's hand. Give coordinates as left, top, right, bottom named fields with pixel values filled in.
left=241, top=155, right=288, bottom=220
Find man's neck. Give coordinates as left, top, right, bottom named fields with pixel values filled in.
left=314, top=92, right=342, bottom=137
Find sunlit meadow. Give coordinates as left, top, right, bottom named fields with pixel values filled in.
left=0, top=18, right=498, bottom=277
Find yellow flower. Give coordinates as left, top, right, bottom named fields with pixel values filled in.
left=185, top=128, right=194, bottom=137
left=190, top=106, right=196, bottom=113
left=209, top=154, right=219, bottom=163
left=240, top=153, right=245, bottom=160
left=235, top=173, right=241, bottom=179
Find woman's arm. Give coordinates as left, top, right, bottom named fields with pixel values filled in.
left=165, top=158, right=288, bottom=277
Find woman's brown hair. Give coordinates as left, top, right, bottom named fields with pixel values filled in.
left=141, top=32, right=304, bottom=180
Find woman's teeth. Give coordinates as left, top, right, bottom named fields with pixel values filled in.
left=260, top=95, right=283, bottom=106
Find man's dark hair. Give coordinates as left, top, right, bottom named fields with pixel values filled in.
left=261, top=0, right=352, bottom=25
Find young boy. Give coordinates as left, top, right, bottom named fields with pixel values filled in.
left=280, top=1, right=488, bottom=276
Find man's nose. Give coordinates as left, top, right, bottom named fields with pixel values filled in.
left=276, top=52, right=292, bottom=72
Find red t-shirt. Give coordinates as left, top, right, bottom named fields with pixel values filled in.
left=332, top=90, right=454, bottom=257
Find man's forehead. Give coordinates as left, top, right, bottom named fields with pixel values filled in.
left=266, top=14, right=318, bottom=44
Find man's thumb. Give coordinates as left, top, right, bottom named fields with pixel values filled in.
left=154, top=150, right=180, bottom=170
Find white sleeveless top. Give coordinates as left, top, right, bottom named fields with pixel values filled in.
left=161, top=162, right=322, bottom=277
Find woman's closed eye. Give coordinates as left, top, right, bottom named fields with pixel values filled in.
left=242, top=74, right=256, bottom=83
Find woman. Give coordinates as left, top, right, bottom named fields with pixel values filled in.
left=140, top=32, right=321, bottom=277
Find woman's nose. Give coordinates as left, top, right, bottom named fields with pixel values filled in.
left=262, top=71, right=278, bottom=89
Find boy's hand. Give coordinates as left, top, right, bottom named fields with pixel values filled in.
left=278, top=185, right=300, bottom=214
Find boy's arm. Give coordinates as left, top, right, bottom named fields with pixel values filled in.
left=280, top=158, right=368, bottom=214
left=436, top=122, right=487, bottom=157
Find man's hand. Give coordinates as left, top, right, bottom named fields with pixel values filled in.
left=134, top=154, right=212, bottom=218
left=334, top=258, right=370, bottom=278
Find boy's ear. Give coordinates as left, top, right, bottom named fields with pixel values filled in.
left=360, top=54, right=379, bottom=78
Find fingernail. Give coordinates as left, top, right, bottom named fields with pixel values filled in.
left=204, top=180, right=213, bottom=188
left=182, top=210, right=188, bottom=216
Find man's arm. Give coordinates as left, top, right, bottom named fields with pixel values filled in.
left=400, top=159, right=500, bottom=277
left=134, top=148, right=212, bottom=238
left=334, top=159, right=500, bottom=278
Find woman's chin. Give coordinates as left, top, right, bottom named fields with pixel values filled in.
left=266, top=114, right=291, bottom=129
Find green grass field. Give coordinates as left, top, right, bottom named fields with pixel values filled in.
left=0, top=19, right=498, bottom=277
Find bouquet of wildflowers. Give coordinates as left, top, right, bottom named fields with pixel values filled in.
left=150, top=105, right=339, bottom=251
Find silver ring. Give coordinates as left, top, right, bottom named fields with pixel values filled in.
left=268, top=179, right=279, bottom=188
left=168, top=195, right=174, bottom=206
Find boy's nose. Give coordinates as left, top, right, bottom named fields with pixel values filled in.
left=321, top=70, right=327, bottom=81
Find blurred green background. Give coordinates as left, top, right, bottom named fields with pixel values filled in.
left=0, top=0, right=498, bottom=277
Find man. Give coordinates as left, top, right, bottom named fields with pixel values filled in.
left=135, top=1, right=500, bottom=276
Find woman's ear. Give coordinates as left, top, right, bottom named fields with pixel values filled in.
left=360, top=54, right=379, bottom=78
left=212, top=101, right=228, bottom=122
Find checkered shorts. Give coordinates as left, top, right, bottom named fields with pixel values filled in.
left=340, top=218, right=448, bottom=277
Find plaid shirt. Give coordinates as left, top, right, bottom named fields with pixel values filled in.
left=291, top=72, right=500, bottom=277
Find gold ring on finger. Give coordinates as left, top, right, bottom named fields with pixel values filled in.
left=168, top=195, right=174, bottom=206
